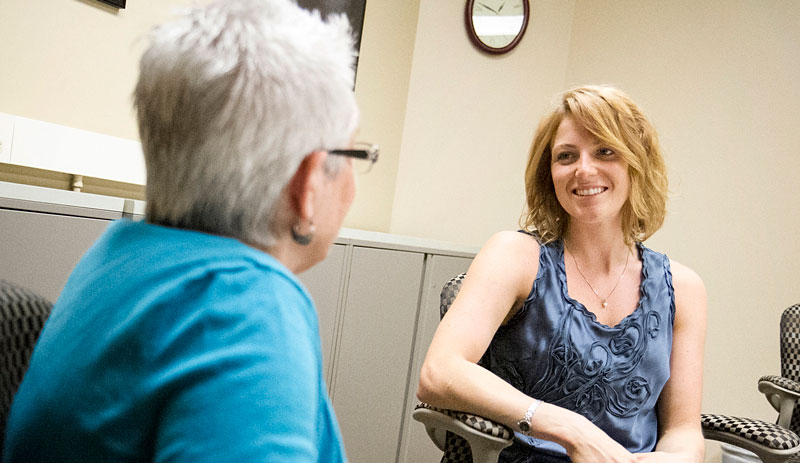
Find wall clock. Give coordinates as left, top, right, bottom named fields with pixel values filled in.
left=465, top=0, right=530, bottom=55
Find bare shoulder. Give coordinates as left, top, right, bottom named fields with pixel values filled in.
left=482, top=230, right=541, bottom=253
left=668, top=259, right=707, bottom=324
left=466, top=230, right=541, bottom=305
left=668, top=259, right=706, bottom=295
left=475, top=231, right=541, bottom=274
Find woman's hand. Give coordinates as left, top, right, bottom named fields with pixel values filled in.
left=546, top=407, right=637, bottom=463
left=567, top=438, right=637, bottom=463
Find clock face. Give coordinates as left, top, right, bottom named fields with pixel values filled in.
left=468, top=0, right=528, bottom=51
left=472, top=0, right=524, bottom=16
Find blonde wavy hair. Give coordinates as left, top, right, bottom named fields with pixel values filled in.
left=521, top=85, right=668, bottom=244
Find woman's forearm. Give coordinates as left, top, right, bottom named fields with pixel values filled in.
left=417, top=358, right=636, bottom=460
left=417, top=355, right=532, bottom=428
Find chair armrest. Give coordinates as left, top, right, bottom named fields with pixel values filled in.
left=412, top=403, right=513, bottom=462
left=760, top=375, right=800, bottom=396
left=759, top=375, right=800, bottom=427
left=701, top=413, right=800, bottom=463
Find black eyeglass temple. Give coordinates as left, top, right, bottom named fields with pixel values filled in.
left=330, top=149, right=371, bottom=160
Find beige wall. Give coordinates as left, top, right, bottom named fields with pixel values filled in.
left=0, top=0, right=184, bottom=140
left=346, top=0, right=419, bottom=231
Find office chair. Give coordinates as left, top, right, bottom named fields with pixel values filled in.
left=0, top=280, right=52, bottom=453
left=413, top=273, right=513, bottom=463
left=701, top=303, right=800, bottom=463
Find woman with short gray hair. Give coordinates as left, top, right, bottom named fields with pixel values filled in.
left=136, top=0, right=360, bottom=250
left=2, top=1, right=375, bottom=461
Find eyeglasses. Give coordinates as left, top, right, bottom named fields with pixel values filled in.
left=329, top=142, right=379, bottom=174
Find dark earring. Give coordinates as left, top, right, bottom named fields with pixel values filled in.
left=291, top=222, right=315, bottom=246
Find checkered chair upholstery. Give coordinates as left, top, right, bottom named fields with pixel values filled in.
left=779, top=304, right=800, bottom=433
left=413, top=273, right=513, bottom=463
left=0, top=280, right=52, bottom=453
left=701, top=303, right=800, bottom=463
left=439, top=273, right=466, bottom=319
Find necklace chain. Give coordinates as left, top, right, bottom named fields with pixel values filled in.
left=564, top=241, right=631, bottom=309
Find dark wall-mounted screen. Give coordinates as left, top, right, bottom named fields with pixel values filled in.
left=295, top=0, right=367, bottom=77
left=98, top=0, right=126, bottom=8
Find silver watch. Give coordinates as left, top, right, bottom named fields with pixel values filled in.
left=516, top=400, right=542, bottom=435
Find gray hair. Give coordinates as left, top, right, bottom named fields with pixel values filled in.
left=134, top=0, right=359, bottom=247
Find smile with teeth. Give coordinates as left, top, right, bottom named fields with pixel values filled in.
left=574, top=187, right=607, bottom=196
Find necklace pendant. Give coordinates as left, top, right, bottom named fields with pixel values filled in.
left=601, top=299, right=608, bottom=309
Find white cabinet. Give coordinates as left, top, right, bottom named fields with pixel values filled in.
left=297, top=244, right=347, bottom=383
left=331, top=247, right=424, bottom=462
left=398, top=254, right=473, bottom=463
left=0, top=208, right=112, bottom=302
left=298, top=245, right=475, bottom=463
left=0, top=181, right=477, bottom=463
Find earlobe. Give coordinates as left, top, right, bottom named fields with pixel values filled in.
left=291, top=222, right=316, bottom=245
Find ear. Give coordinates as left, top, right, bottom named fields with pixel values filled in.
left=286, top=151, right=327, bottom=222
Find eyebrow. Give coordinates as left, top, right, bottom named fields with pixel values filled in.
left=552, top=141, right=606, bottom=152
left=552, top=143, right=577, bottom=152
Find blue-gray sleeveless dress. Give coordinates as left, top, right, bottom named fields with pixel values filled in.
left=480, top=237, right=675, bottom=462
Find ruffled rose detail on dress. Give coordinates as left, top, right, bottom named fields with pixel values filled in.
left=533, top=309, right=661, bottom=420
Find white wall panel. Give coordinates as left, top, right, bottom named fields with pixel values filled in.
left=5, top=114, right=145, bottom=185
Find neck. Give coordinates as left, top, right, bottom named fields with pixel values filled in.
left=562, top=223, right=632, bottom=272
left=249, top=236, right=310, bottom=275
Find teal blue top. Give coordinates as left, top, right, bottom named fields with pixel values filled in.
left=3, top=219, right=347, bottom=463
left=482, top=237, right=675, bottom=462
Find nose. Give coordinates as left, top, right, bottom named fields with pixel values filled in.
left=574, top=153, right=597, bottom=177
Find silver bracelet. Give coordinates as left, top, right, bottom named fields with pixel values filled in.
left=516, top=399, right=542, bottom=435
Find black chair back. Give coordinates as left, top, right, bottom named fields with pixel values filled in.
left=0, top=280, right=52, bottom=452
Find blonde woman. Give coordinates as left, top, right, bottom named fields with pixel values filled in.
left=419, top=86, right=706, bottom=463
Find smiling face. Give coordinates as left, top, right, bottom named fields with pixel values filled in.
left=550, top=115, right=630, bottom=227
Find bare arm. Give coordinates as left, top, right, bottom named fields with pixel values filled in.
left=637, top=260, right=707, bottom=462
left=417, top=231, right=637, bottom=462
left=418, top=232, right=537, bottom=421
